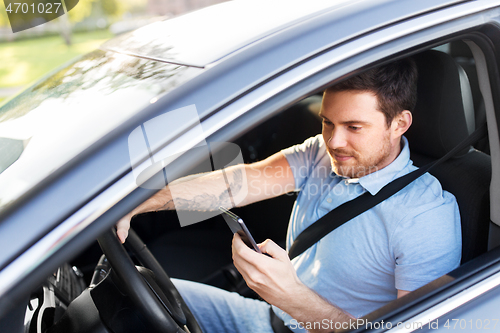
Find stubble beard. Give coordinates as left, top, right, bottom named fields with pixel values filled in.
left=329, top=134, right=392, bottom=178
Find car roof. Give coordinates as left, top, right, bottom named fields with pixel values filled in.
left=101, top=0, right=468, bottom=68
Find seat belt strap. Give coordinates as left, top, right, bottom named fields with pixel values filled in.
left=288, top=123, right=488, bottom=260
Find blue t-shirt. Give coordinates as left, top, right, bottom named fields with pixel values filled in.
left=273, top=135, right=461, bottom=327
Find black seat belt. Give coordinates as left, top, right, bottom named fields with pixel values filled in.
left=288, top=123, right=488, bottom=260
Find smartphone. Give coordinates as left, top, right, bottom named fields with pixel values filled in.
left=219, top=207, right=262, bottom=254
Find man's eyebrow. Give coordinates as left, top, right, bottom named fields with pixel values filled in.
left=318, top=113, right=371, bottom=126
left=341, top=120, right=372, bottom=126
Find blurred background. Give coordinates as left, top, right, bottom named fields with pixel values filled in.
left=0, top=0, right=228, bottom=106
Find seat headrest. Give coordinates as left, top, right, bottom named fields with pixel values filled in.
left=406, top=50, right=475, bottom=159
left=450, top=40, right=474, bottom=59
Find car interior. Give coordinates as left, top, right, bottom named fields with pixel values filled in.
left=19, top=37, right=497, bottom=332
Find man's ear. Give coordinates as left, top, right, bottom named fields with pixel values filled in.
left=392, top=110, right=412, bottom=136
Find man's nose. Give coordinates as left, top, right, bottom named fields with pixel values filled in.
left=327, top=128, right=347, bottom=149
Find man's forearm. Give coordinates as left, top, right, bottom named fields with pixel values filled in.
left=135, top=165, right=246, bottom=214
left=116, top=165, right=246, bottom=242
left=164, top=165, right=244, bottom=211
left=117, top=152, right=295, bottom=243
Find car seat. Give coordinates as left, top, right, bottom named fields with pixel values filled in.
left=406, top=50, right=491, bottom=264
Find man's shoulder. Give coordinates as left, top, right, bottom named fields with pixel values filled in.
left=401, top=170, right=455, bottom=203
left=383, top=170, right=459, bottom=223
left=394, top=138, right=458, bottom=209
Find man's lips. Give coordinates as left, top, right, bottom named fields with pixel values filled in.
left=334, top=154, right=352, bottom=162
left=327, top=148, right=354, bottom=162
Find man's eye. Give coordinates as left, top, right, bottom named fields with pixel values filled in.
left=322, top=119, right=332, bottom=125
left=349, top=126, right=361, bottom=131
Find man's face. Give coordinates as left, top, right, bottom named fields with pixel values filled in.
left=320, top=90, right=402, bottom=178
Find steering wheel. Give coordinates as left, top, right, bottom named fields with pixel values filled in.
left=97, top=228, right=202, bottom=333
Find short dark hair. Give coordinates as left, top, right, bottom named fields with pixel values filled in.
left=327, top=58, right=418, bottom=127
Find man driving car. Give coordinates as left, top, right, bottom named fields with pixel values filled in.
left=116, top=58, right=461, bottom=333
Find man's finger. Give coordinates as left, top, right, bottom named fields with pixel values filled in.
left=232, top=234, right=260, bottom=276
left=232, top=233, right=253, bottom=258
left=232, top=233, right=266, bottom=263
left=258, top=239, right=289, bottom=261
left=116, top=218, right=130, bottom=243
left=116, top=228, right=128, bottom=244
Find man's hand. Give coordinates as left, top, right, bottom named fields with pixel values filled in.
left=232, top=233, right=355, bottom=333
left=115, top=190, right=174, bottom=243
left=232, top=233, right=304, bottom=309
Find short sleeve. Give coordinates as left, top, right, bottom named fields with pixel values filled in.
left=391, top=194, right=462, bottom=291
left=281, top=135, right=324, bottom=191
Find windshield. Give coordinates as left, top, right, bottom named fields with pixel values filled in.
left=0, top=49, right=201, bottom=210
